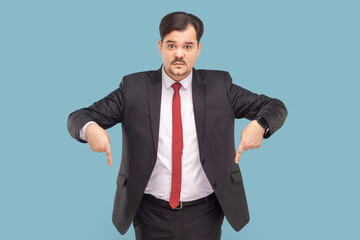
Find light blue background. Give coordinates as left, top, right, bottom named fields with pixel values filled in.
left=1, top=0, right=359, bottom=239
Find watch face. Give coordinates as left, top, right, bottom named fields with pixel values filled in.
left=257, top=116, right=268, bottom=130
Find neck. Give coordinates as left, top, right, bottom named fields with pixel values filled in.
left=164, top=68, right=190, bottom=81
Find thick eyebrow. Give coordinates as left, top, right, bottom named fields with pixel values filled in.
left=165, top=40, right=195, bottom=45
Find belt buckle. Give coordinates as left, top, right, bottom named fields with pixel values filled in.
left=174, top=201, right=183, bottom=210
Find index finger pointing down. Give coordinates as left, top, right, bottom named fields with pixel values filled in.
left=105, top=144, right=112, bottom=166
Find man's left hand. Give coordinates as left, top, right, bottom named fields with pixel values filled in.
left=235, top=120, right=265, bottom=164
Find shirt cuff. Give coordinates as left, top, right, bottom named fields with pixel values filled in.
left=79, top=121, right=97, bottom=141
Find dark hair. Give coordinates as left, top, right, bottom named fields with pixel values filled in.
left=159, top=12, right=204, bottom=44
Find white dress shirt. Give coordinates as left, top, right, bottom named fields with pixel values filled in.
left=80, top=67, right=213, bottom=201
left=144, top=67, right=213, bottom=201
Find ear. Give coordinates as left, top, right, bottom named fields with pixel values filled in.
left=158, top=40, right=163, bottom=55
left=197, top=42, right=202, bottom=57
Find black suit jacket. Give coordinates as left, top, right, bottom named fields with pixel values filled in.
left=67, top=67, right=287, bottom=235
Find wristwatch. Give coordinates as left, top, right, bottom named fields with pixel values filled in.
left=255, top=116, right=269, bottom=134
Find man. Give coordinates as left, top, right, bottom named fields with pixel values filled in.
left=67, top=12, right=287, bottom=240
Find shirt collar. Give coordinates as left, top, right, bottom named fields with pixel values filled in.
left=162, top=66, right=192, bottom=90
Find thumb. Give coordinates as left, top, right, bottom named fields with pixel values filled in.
left=105, top=143, right=112, bottom=166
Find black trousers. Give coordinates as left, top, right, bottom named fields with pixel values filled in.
left=133, top=194, right=225, bottom=240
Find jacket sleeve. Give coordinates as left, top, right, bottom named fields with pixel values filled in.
left=224, top=72, right=288, bottom=139
left=67, top=77, right=127, bottom=143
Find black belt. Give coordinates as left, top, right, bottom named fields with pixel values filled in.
left=143, top=193, right=216, bottom=210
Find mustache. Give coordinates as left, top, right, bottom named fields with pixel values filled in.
left=171, top=58, right=186, bottom=64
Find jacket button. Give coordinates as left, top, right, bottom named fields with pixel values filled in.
left=201, top=159, right=206, bottom=165
left=212, top=182, right=217, bottom=188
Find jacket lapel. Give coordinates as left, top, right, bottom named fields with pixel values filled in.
left=148, top=67, right=162, bottom=152
left=192, top=68, right=205, bottom=155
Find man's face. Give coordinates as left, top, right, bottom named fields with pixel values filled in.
left=158, top=25, right=202, bottom=81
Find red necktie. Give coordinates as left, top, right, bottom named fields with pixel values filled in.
left=169, top=82, right=183, bottom=209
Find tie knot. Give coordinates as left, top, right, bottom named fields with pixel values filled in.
left=171, top=82, right=182, bottom=92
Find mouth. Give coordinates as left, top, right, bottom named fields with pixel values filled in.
left=171, top=60, right=185, bottom=66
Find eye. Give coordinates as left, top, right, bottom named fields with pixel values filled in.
left=185, top=45, right=192, bottom=50
left=168, top=44, right=175, bottom=49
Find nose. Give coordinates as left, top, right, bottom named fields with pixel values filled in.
left=174, top=47, right=185, bottom=58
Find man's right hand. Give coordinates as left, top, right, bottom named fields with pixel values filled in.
left=85, top=123, right=112, bottom=166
